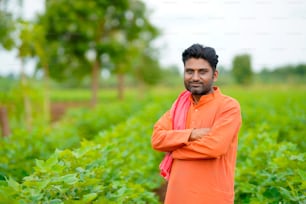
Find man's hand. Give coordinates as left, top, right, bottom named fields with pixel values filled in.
left=189, top=128, right=211, bottom=141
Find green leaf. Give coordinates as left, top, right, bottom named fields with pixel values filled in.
left=6, top=177, right=20, bottom=191
left=297, top=169, right=306, bottom=180
left=35, top=159, right=45, bottom=171
left=61, top=174, right=78, bottom=185
left=37, top=179, right=50, bottom=191
left=45, top=154, right=59, bottom=169
left=279, top=187, right=295, bottom=201
left=49, top=199, right=63, bottom=204
left=82, top=193, right=97, bottom=202
left=238, top=182, right=256, bottom=193
left=117, top=187, right=127, bottom=196
left=35, top=154, right=58, bottom=172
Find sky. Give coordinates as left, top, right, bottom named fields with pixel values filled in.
left=0, top=0, right=306, bottom=75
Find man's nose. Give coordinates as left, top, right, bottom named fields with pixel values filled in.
left=192, top=72, right=200, bottom=80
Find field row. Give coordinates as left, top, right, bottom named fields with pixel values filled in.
left=0, top=86, right=305, bottom=203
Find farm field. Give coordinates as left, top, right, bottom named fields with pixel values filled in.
left=0, top=85, right=305, bottom=203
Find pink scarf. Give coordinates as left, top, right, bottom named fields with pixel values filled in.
left=159, top=90, right=191, bottom=180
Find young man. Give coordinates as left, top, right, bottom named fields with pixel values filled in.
left=152, top=44, right=242, bottom=204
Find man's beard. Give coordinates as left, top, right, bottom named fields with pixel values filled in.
left=184, top=82, right=213, bottom=96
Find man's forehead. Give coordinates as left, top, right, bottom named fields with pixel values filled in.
left=184, top=66, right=210, bottom=70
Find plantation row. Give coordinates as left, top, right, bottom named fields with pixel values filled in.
left=0, top=90, right=175, bottom=203
left=233, top=87, right=305, bottom=203
left=0, top=97, right=157, bottom=182
left=0, top=86, right=305, bottom=203
left=0, top=102, right=169, bottom=203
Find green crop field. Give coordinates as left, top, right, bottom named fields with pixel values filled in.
left=0, top=85, right=305, bottom=203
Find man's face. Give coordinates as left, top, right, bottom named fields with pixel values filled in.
left=184, top=58, right=218, bottom=96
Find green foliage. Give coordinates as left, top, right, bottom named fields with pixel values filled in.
left=0, top=86, right=305, bottom=203
left=0, top=78, right=46, bottom=128
left=134, top=50, right=162, bottom=86
left=0, top=102, right=169, bottom=203
left=257, top=64, right=306, bottom=84
left=215, top=66, right=235, bottom=86
left=37, top=0, right=160, bottom=83
left=0, top=8, right=15, bottom=50
left=235, top=125, right=305, bottom=203
left=158, top=65, right=182, bottom=87
left=60, top=100, right=148, bottom=141
left=0, top=128, right=73, bottom=182
left=229, top=86, right=306, bottom=203
left=0, top=97, right=152, bottom=182
left=232, top=54, right=253, bottom=85
left=0, top=75, right=18, bottom=93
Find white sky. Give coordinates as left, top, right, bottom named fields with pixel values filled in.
left=1, top=0, right=306, bottom=75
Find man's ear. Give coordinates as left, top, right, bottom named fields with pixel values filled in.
left=213, top=70, right=219, bottom=82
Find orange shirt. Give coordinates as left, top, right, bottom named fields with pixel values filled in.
left=152, top=87, right=242, bottom=204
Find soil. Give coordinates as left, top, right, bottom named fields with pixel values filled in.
left=154, top=182, right=168, bottom=203
left=50, top=102, right=90, bottom=122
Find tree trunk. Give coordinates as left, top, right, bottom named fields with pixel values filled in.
left=0, top=107, right=11, bottom=137
left=117, top=73, right=125, bottom=100
left=91, top=59, right=100, bottom=107
left=137, top=79, right=146, bottom=100
left=21, top=59, right=32, bottom=130
left=43, top=63, right=50, bottom=122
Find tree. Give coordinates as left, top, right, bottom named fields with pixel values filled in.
left=0, top=0, right=16, bottom=135
left=111, top=0, right=160, bottom=100
left=0, top=0, right=15, bottom=50
left=38, top=0, right=160, bottom=105
left=231, top=54, right=253, bottom=85
left=133, top=47, right=162, bottom=85
left=18, top=21, right=51, bottom=124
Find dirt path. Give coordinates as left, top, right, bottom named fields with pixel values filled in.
left=50, top=102, right=90, bottom=122
left=154, top=182, right=167, bottom=203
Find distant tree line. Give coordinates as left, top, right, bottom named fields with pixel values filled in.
left=224, top=54, right=305, bottom=85
left=258, top=64, right=306, bottom=84
left=1, top=0, right=305, bottom=94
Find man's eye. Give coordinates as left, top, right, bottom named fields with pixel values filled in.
left=186, top=70, right=193, bottom=74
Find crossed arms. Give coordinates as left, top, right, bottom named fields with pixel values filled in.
left=151, top=103, right=241, bottom=159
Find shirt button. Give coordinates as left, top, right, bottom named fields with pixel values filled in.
left=195, top=109, right=198, bottom=112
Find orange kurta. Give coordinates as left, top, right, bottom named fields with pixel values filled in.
left=152, top=87, right=241, bottom=204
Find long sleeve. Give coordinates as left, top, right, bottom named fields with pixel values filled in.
left=172, top=100, right=241, bottom=159
left=160, top=87, right=242, bottom=204
left=151, top=110, right=193, bottom=152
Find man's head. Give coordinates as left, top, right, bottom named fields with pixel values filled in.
left=182, top=44, right=219, bottom=96
left=182, top=43, right=218, bottom=72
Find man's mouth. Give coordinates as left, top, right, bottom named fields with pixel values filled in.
left=190, top=83, right=202, bottom=87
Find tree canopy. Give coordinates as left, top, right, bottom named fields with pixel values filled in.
left=0, top=0, right=16, bottom=50
left=2, top=0, right=161, bottom=103
left=36, top=0, right=160, bottom=82
left=232, top=54, right=253, bottom=85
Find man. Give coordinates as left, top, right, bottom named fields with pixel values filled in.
left=151, top=43, right=242, bottom=204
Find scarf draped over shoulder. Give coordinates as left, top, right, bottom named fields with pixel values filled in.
left=159, top=90, right=191, bottom=180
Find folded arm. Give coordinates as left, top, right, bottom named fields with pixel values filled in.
left=151, top=111, right=193, bottom=152
left=172, top=102, right=241, bottom=160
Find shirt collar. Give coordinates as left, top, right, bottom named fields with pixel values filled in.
left=189, top=86, right=221, bottom=105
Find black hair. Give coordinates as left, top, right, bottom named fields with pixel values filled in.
left=182, top=43, right=219, bottom=71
